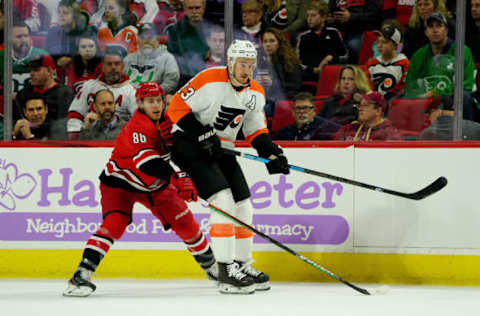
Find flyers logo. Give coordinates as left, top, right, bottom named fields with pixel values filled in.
left=214, top=106, right=246, bottom=131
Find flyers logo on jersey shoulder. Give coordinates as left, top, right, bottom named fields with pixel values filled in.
left=214, top=106, right=246, bottom=131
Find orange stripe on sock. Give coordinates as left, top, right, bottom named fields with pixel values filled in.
left=235, top=226, right=254, bottom=239
left=210, top=223, right=235, bottom=237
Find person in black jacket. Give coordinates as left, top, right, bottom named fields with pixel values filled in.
left=466, top=0, right=480, bottom=62
left=256, top=27, right=302, bottom=117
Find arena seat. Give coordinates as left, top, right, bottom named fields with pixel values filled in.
left=358, top=31, right=377, bottom=65
left=388, top=98, right=432, bottom=138
left=316, top=65, right=343, bottom=98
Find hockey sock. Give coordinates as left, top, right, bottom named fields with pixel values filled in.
left=185, top=233, right=215, bottom=269
left=235, top=226, right=253, bottom=263
left=80, top=233, right=114, bottom=272
left=210, top=223, right=235, bottom=263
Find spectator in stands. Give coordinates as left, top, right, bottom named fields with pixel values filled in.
left=402, top=0, right=454, bottom=58
left=257, top=27, right=302, bottom=117
left=14, top=0, right=50, bottom=34
left=466, top=0, right=480, bottom=62
left=334, top=91, right=402, bottom=141
left=405, top=12, right=476, bottom=120
left=44, top=0, right=96, bottom=68
left=97, top=0, right=139, bottom=54
left=420, top=96, right=480, bottom=140
left=366, top=25, right=409, bottom=102
left=166, top=0, right=210, bottom=86
left=327, top=0, right=382, bottom=63
left=371, top=18, right=404, bottom=58
left=0, top=22, right=50, bottom=96
left=78, top=89, right=126, bottom=140
left=64, top=33, right=103, bottom=93
left=263, top=0, right=309, bottom=35
left=297, top=1, right=348, bottom=82
left=0, top=4, right=4, bottom=50
left=67, top=48, right=137, bottom=139
left=273, top=92, right=327, bottom=140
left=16, top=55, right=74, bottom=122
left=205, top=24, right=225, bottom=68
left=91, top=0, right=159, bottom=27
left=154, top=0, right=185, bottom=34
left=235, top=0, right=265, bottom=52
left=318, top=65, right=371, bottom=128
left=124, top=25, right=180, bottom=95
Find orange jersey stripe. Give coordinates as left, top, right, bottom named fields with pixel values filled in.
left=210, top=223, right=235, bottom=238
left=235, top=226, right=254, bottom=239
left=245, top=128, right=269, bottom=144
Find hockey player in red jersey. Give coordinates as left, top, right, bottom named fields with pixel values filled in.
left=167, top=40, right=290, bottom=294
left=63, top=82, right=217, bottom=297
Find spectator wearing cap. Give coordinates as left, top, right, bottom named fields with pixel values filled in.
left=166, top=0, right=210, bottom=86
left=124, top=25, right=180, bottom=94
left=334, top=92, right=402, bottom=141
left=366, top=25, right=409, bottom=102
left=420, top=96, right=480, bottom=140
left=296, top=1, right=348, bottom=82
left=0, top=21, right=50, bottom=97
left=78, top=89, right=127, bottom=140
left=405, top=12, right=476, bottom=121
left=67, top=48, right=137, bottom=139
left=273, top=92, right=328, bottom=140
left=15, top=55, right=74, bottom=122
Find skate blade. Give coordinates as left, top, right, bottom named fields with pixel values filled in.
left=62, top=284, right=95, bottom=297
left=255, top=282, right=271, bottom=291
left=218, top=283, right=255, bottom=294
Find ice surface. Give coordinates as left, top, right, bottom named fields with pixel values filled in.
left=0, top=279, right=478, bottom=316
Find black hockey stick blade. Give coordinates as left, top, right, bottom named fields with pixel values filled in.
left=222, top=148, right=447, bottom=200
left=208, top=203, right=370, bottom=295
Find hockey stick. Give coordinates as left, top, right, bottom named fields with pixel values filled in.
left=208, top=203, right=371, bottom=295
left=222, top=148, right=447, bottom=200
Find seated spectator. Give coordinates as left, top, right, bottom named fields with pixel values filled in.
left=334, top=91, right=402, bottom=141
left=366, top=25, right=409, bottom=102
left=273, top=92, right=328, bottom=140
left=0, top=22, right=50, bottom=97
left=64, top=33, right=103, bottom=93
left=205, top=25, right=225, bottom=68
left=263, top=0, right=309, bottom=35
left=235, top=0, right=265, bottom=52
left=466, top=0, right=480, bottom=62
left=16, top=55, right=74, bottom=122
left=14, top=0, right=50, bottom=34
left=154, top=0, right=185, bottom=34
left=296, top=1, right=348, bottom=82
left=405, top=12, right=476, bottom=121
left=97, top=0, right=139, bottom=54
left=91, top=0, right=159, bottom=27
left=166, top=0, right=210, bottom=86
left=257, top=27, right=302, bottom=117
left=327, top=0, right=382, bottom=63
left=78, top=89, right=126, bottom=140
left=420, top=96, right=480, bottom=140
left=124, top=25, right=180, bottom=95
left=67, top=47, right=137, bottom=139
left=371, top=18, right=404, bottom=59
left=317, top=65, right=371, bottom=135
left=402, top=0, right=454, bottom=58
left=44, top=0, right=96, bottom=68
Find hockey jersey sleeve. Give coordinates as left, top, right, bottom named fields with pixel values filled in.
left=67, top=80, right=95, bottom=133
left=241, top=80, right=269, bottom=144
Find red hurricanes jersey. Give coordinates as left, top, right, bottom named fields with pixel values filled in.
left=104, top=110, right=172, bottom=192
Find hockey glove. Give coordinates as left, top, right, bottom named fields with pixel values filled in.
left=159, top=116, right=173, bottom=145
left=171, top=171, right=198, bottom=202
left=197, top=126, right=222, bottom=161
left=251, top=134, right=290, bottom=175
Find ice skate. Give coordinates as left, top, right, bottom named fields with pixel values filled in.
left=63, top=267, right=96, bottom=297
left=217, top=262, right=255, bottom=294
left=204, top=262, right=219, bottom=281
left=237, top=260, right=270, bottom=291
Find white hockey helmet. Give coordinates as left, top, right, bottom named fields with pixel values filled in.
left=227, top=40, right=257, bottom=86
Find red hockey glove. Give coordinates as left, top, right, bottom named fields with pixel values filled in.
left=159, top=116, right=173, bottom=145
left=171, top=171, right=198, bottom=202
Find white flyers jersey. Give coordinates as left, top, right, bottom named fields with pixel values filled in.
left=167, top=67, right=268, bottom=144
left=67, top=75, right=137, bottom=133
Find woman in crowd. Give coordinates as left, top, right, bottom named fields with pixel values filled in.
left=402, top=0, right=454, bottom=58
left=45, top=0, right=96, bottom=68
left=65, top=33, right=103, bottom=93
left=257, top=27, right=302, bottom=117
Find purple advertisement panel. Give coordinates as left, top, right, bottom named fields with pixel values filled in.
left=0, top=212, right=349, bottom=245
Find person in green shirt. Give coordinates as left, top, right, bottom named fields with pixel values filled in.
left=405, top=12, right=477, bottom=121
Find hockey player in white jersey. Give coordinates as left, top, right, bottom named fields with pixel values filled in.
left=167, top=40, right=290, bottom=294
left=67, top=48, right=137, bottom=140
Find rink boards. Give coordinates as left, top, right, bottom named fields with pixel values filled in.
left=1, top=141, right=480, bottom=285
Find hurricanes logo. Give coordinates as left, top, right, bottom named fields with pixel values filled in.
left=213, top=106, right=246, bottom=131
